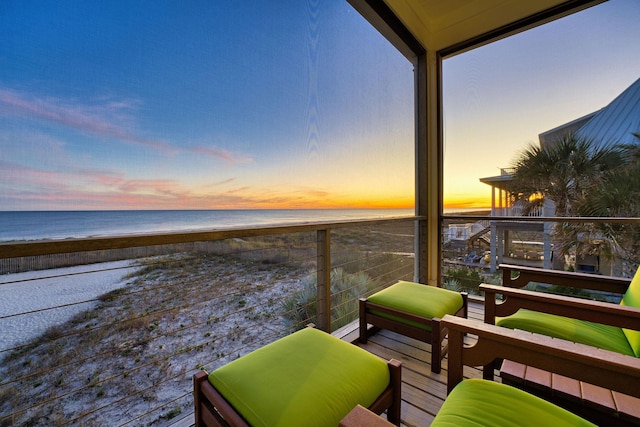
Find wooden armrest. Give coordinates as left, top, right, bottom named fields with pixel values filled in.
left=442, top=315, right=640, bottom=397
left=499, top=263, right=630, bottom=294
left=480, top=283, right=640, bottom=329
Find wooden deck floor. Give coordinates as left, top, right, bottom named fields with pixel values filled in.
left=341, top=299, right=487, bottom=427
left=170, top=299, right=487, bottom=427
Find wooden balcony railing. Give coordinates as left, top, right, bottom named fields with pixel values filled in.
left=1, top=214, right=637, bottom=425
left=0, top=216, right=417, bottom=426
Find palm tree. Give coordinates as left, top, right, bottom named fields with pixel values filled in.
left=507, top=133, right=627, bottom=269
left=564, top=135, right=640, bottom=275
left=509, top=133, right=625, bottom=217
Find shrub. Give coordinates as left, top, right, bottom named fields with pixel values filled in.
left=281, top=268, right=376, bottom=331
left=443, top=267, right=483, bottom=294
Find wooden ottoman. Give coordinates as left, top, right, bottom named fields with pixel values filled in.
left=360, top=280, right=467, bottom=373
left=193, top=327, right=401, bottom=427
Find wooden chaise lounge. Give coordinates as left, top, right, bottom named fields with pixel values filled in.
left=193, top=327, right=401, bottom=427
left=436, top=315, right=640, bottom=427
left=480, top=264, right=640, bottom=424
left=359, top=280, right=467, bottom=373
left=481, top=263, right=640, bottom=361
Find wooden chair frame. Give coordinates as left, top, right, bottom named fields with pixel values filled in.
left=477, top=264, right=640, bottom=423
left=193, top=358, right=402, bottom=427
left=481, top=265, right=639, bottom=369
left=359, top=291, right=467, bottom=373
left=442, top=314, right=640, bottom=398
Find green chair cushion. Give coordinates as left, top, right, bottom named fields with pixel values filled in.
left=621, top=267, right=640, bottom=357
left=208, top=327, right=390, bottom=427
left=431, top=379, right=595, bottom=427
left=367, top=281, right=464, bottom=331
left=497, top=309, right=635, bottom=356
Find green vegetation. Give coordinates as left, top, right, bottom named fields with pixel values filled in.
left=1, top=223, right=417, bottom=425
left=508, top=133, right=640, bottom=273
left=281, top=267, right=380, bottom=331
left=442, top=267, right=484, bottom=294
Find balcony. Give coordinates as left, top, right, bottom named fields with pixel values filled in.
left=1, top=217, right=422, bottom=426
left=3, top=216, right=638, bottom=426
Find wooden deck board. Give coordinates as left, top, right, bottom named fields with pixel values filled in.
left=363, top=301, right=485, bottom=426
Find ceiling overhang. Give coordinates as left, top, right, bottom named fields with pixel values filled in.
left=351, top=0, right=605, bottom=58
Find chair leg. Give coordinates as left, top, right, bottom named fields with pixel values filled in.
left=359, top=298, right=368, bottom=344
left=460, top=292, right=469, bottom=319
left=387, top=359, right=402, bottom=426
left=431, top=318, right=442, bottom=374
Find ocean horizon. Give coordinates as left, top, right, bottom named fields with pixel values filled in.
left=0, top=209, right=410, bottom=242
left=0, top=208, right=488, bottom=243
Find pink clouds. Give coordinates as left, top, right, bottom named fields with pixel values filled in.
left=0, top=86, right=251, bottom=164
left=0, top=157, right=348, bottom=210
left=0, top=159, right=246, bottom=209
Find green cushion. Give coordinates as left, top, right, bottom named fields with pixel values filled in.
left=432, top=379, right=595, bottom=427
left=367, top=281, right=464, bottom=331
left=497, top=309, right=635, bottom=356
left=621, top=267, right=640, bottom=357
left=208, top=327, right=390, bottom=427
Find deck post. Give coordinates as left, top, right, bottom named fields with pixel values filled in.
left=317, top=229, right=331, bottom=332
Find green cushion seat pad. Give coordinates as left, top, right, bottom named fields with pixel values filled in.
left=497, top=309, right=635, bottom=356
left=621, top=267, right=640, bottom=356
left=208, top=327, right=390, bottom=427
left=431, top=379, right=595, bottom=427
left=367, top=281, right=464, bottom=331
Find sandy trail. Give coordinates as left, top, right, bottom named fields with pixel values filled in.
left=0, top=261, right=138, bottom=352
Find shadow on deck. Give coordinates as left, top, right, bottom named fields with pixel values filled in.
left=170, top=300, right=486, bottom=427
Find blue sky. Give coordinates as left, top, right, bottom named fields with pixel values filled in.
left=1, top=1, right=638, bottom=211
left=0, top=0, right=414, bottom=210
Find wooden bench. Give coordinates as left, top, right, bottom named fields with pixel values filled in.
left=444, top=315, right=640, bottom=398
left=480, top=264, right=640, bottom=425
left=500, top=360, right=640, bottom=426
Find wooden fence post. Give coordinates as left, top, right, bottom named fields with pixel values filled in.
left=316, top=229, right=331, bottom=332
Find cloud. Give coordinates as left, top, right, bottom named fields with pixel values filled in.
left=191, top=145, right=252, bottom=164
left=1, top=155, right=376, bottom=210
left=0, top=86, right=251, bottom=163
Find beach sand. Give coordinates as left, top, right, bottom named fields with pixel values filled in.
left=0, top=261, right=138, bottom=352
left=0, top=254, right=309, bottom=426
left=0, top=224, right=415, bottom=426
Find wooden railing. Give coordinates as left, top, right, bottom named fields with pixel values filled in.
left=0, top=216, right=418, bottom=426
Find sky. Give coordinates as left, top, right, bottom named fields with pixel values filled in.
left=0, top=1, right=638, bottom=211
left=443, top=0, right=640, bottom=209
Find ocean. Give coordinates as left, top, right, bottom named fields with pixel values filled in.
left=0, top=209, right=415, bottom=243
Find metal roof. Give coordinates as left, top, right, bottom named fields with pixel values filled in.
left=480, top=76, right=640, bottom=189
left=576, top=77, right=640, bottom=146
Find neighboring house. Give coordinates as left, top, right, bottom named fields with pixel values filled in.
left=477, top=77, right=640, bottom=274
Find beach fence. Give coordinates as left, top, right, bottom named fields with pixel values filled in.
left=0, top=241, right=238, bottom=275
left=0, top=220, right=417, bottom=426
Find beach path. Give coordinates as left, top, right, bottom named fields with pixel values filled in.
left=0, top=261, right=138, bottom=352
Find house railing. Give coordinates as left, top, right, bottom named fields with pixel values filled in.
left=0, top=216, right=418, bottom=426
left=441, top=215, right=640, bottom=294
left=2, top=214, right=637, bottom=425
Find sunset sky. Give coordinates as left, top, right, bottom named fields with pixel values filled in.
left=442, top=0, right=640, bottom=210
left=1, top=0, right=639, bottom=211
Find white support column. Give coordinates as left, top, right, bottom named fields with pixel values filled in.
left=490, top=223, right=497, bottom=272
left=491, top=185, right=496, bottom=216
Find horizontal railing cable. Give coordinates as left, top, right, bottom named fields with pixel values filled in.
left=0, top=219, right=420, bottom=426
